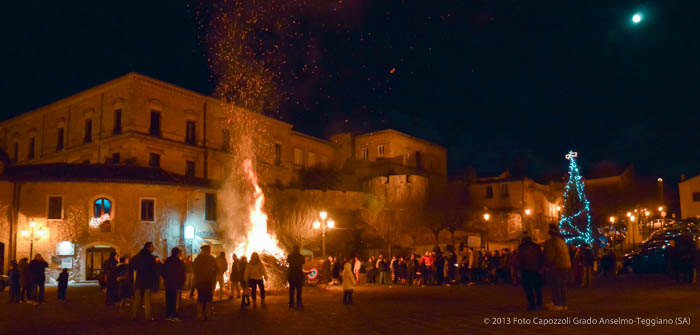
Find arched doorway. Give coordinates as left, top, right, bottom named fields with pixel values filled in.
left=85, top=245, right=117, bottom=280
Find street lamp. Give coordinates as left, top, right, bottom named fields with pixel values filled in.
left=525, top=208, right=531, bottom=216
left=21, top=219, right=46, bottom=259
left=184, top=225, right=195, bottom=256
left=609, top=216, right=616, bottom=224
left=314, top=211, right=334, bottom=258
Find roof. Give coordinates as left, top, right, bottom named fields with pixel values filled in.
left=353, top=129, right=446, bottom=152
left=0, top=163, right=217, bottom=187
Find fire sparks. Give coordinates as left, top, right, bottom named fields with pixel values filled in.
left=234, top=159, right=285, bottom=259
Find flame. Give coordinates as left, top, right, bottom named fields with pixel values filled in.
left=235, top=158, right=285, bottom=259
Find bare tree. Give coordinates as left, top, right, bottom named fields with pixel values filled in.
left=360, top=193, right=404, bottom=256
left=269, top=192, right=321, bottom=249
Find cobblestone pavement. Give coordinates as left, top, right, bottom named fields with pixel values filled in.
left=1, top=274, right=699, bottom=334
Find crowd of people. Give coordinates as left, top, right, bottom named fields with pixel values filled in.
left=6, top=226, right=700, bottom=318
left=6, top=254, right=49, bottom=305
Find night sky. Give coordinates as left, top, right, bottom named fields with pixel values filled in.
left=3, top=1, right=700, bottom=182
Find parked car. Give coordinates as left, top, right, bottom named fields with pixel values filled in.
left=623, top=220, right=700, bottom=274
left=0, top=275, right=8, bottom=291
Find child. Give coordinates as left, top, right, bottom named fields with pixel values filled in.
left=342, top=262, right=356, bottom=304
left=57, top=269, right=69, bottom=301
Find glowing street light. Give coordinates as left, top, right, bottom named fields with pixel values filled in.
left=313, top=210, right=334, bottom=257
left=626, top=212, right=632, bottom=217
left=609, top=216, right=616, bottom=224
left=21, top=219, right=46, bottom=259
left=556, top=206, right=561, bottom=212
left=658, top=206, right=664, bottom=212
left=525, top=209, right=532, bottom=216
left=483, top=213, right=490, bottom=221
left=184, top=225, right=195, bottom=256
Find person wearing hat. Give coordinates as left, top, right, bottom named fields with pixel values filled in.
left=543, top=224, right=571, bottom=310
left=517, top=231, right=544, bottom=311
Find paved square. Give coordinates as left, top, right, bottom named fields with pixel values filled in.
left=1, top=275, right=699, bottom=334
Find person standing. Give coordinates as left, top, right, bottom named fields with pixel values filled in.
left=229, top=253, right=241, bottom=299
left=581, top=244, right=594, bottom=288
left=342, top=261, right=357, bottom=304
left=543, top=225, right=572, bottom=311
left=331, top=257, right=341, bottom=285
left=353, top=257, right=362, bottom=284
left=28, top=254, right=48, bottom=306
left=130, top=242, right=158, bottom=321
left=103, top=251, right=119, bottom=306
left=8, top=260, right=20, bottom=303
left=57, top=269, right=69, bottom=301
left=184, top=256, right=194, bottom=290
left=376, top=255, right=387, bottom=285
left=287, top=246, right=306, bottom=308
left=517, top=233, right=545, bottom=311
left=244, top=252, right=268, bottom=309
left=194, top=245, right=218, bottom=320
left=215, top=252, right=228, bottom=301
left=238, top=256, right=250, bottom=309
left=406, top=254, right=417, bottom=286
left=162, top=247, right=185, bottom=321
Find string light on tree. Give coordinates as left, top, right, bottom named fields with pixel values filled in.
left=558, top=151, right=594, bottom=245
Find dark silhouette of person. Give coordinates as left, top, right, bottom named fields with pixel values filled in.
left=162, top=247, right=186, bottom=321
left=287, top=245, right=306, bottom=308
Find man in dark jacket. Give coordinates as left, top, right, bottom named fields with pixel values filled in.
left=28, top=254, right=48, bottom=305
left=162, top=247, right=186, bottom=321
left=103, top=251, right=119, bottom=306
left=517, top=232, right=544, bottom=311
left=194, top=245, right=218, bottom=321
left=581, top=244, right=594, bottom=288
left=130, top=242, right=158, bottom=321
left=287, top=245, right=306, bottom=308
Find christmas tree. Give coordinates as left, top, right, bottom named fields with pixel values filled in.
left=558, top=151, right=594, bottom=245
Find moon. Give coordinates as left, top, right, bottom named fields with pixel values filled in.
left=632, top=13, right=642, bottom=24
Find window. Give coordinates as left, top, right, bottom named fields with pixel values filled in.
left=486, top=186, right=493, bottom=199
left=404, top=152, right=410, bottom=165
left=415, top=151, right=422, bottom=169
left=27, top=137, right=35, bottom=160
left=111, top=153, right=120, bottom=164
left=274, top=144, right=282, bottom=166
left=186, top=120, right=196, bottom=145
left=13, top=142, right=18, bottom=161
left=186, top=160, right=195, bottom=177
left=307, top=152, right=316, bottom=167
left=693, top=192, right=700, bottom=202
left=361, top=147, right=368, bottom=160
left=149, top=153, right=160, bottom=168
left=205, top=193, right=217, bottom=221
left=294, top=148, right=303, bottom=167
left=84, top=119, right=93, bottom=143
left=149, top=110, right=161, bottom=137
left=140, top=199, right=155, bottom=222
left=93, top=198, right=112, bottom=232
left=500, top=184, right=510, bottom=198
left=57, top=127, right=64, bottom=151
left=48, top=196, right=63, bottom=220
left=113, top=109, right=122, bottom=135
left=221, top=129, right=231, bottom=152
left=378, top=144, right=385, bottom=158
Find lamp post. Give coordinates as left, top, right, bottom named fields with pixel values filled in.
left=184, top=225, right=195, bottom=257
left=483, top=213, right=490, bottom=250
left=21, top=219, right=46, bottom=259
left=313, top=211, right=335, bottom=258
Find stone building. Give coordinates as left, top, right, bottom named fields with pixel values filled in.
left=0, top=73, right=447, bottom=278
left=469, top=170, right=563, bottom=247
left=679, top=174, right=700, bottom=219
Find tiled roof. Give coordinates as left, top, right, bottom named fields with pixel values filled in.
left=0, top=163, right=216, bottom=187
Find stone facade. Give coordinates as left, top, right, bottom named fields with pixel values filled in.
left=0, top=73, right=447, bottom=275
left=469, top=170, right=563, bottom=245
left=679, top=174, right=700, bottom=219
